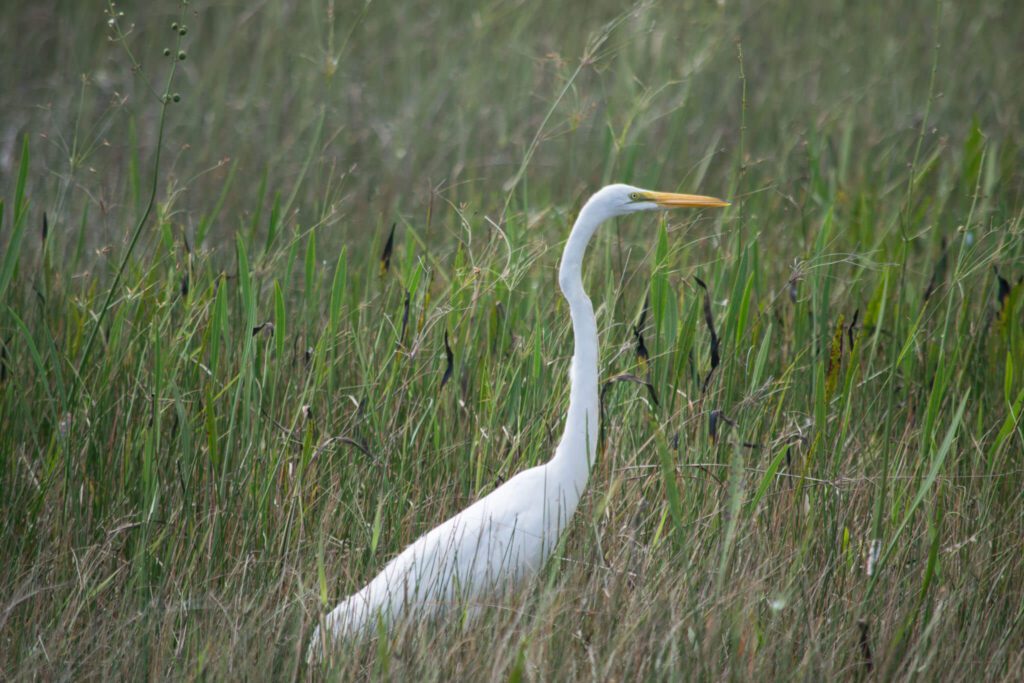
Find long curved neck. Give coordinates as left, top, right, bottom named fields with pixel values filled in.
left=549, top=201, right=605, bottom=494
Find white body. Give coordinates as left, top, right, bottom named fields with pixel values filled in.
left=308, top=184, right=725, bottom=661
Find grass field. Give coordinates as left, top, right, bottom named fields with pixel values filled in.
left=2, top=0, right=1023, bottom=679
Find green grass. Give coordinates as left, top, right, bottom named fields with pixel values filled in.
left=2, top=0, right=1024, bottom=679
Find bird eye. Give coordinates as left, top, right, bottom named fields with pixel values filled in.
left=629, top=192, right=641, bottom=201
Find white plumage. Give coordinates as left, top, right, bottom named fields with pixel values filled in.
left=308, top=184, right=727, bottom=663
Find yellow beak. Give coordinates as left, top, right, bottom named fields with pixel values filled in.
left=642, top=191, right=730, bottom=208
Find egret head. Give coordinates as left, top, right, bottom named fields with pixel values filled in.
left=587, top=183, right=729, bottom=219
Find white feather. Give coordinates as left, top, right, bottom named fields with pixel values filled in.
left=308, top=183, right=725, bottom=663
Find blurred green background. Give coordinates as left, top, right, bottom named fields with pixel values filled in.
left=3, top=0, right=1021, bottom=247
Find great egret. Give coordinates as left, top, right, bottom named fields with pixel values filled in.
left=308, top=184, right=727, bottom=662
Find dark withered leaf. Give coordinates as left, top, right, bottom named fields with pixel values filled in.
left=847, top=308, right=859, bottom=350
left=996, top=267, right=1011, bottom=314
left=708, top=409, right=736, bottom=445
left=441, top=329, right=454, bottom=389
left=858, top=620, right=874, bottom=673
left=600, top=372, right=658, bottom=407
left=399, top=290, right=411, bottom=344
left=633, top=293, right=650, bottom=373
left=180, top=273, right=189, bottom=298
left=0, top=336, right=9, bottom=383
left=252, top=321, right=274, bottom=337
left=694, top=276, right=719, bottom=392
left=633, top=325, right=649, bottom=373
left=379, top=222, right=396, bottom=277
left=41, top=212, right=48, bottom=244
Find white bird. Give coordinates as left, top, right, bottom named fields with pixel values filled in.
left=308, top=183, right=727, bottom=663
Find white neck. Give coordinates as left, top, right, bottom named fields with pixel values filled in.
left=549, top=200, right=604, bottom=495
